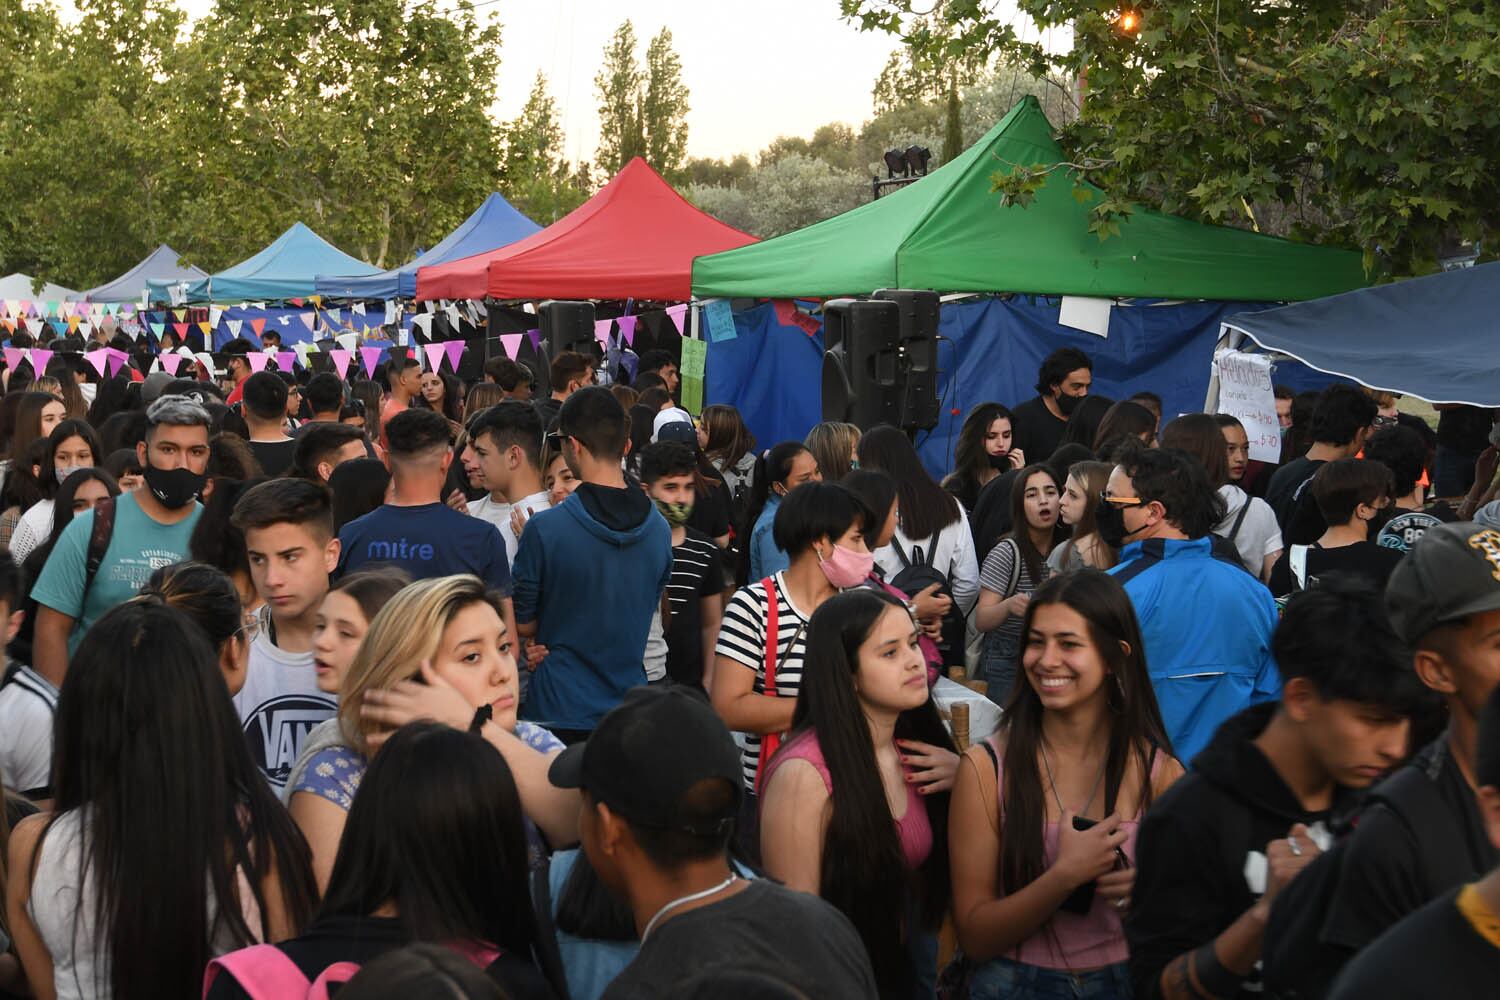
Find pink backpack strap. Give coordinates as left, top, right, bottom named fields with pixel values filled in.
left=203, top=944, right=312, bottom=999
left=308, top=961, right=365, bottom=1000
left=452, top=940, right=502, bottom=967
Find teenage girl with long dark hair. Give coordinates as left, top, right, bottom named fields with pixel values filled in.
left=950, top=570, right=1183, bottom=999
left=944, top=403, right=1024, bottom=513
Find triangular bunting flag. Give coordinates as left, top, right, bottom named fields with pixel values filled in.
left=158, top=353, right=183, bottom=377
left=85, top=349, right=109, bottom=378
left=78, top=321, right=92, bottom=338
left=209, top=307, right=223, bottom=328
left=246, top=352, right=269, bottom=373
left=424, top=341, right=446, bottom=373
left=359, top=346, right=383, bottom=378
left=2, top=347, right=23, bottom=371
left=299, top=312, right=315, bottom=332
left=499, top=333, right=522, bottom=359
left=526, top=329, right=541, bottom=352
left=276, top=351, right=296, bottom=371
left=443, top=340, right=464, bottom=372
left=228, top=319, right=243, bottom=337
left=1, top=319, right=14, bottom=334
left=664, top=304, right=688, bottom=335
left=617, top=315, right=638, bottom=346
left=352, top=302, right=365, bottom=317
left=250, top=318, right=267, bottom=336
left=172, top=308, right=187, bottom=322
left=66, top=315, right=80, bottom=333
left=28, top=348, right=52, bottom=373
left=335, top=333, right=358, bottom=353
left=289, top=297, right=304, bottom=307
left=197, top=321, right=212, bottom=336
left=294, top=343, right=314, bottom=368
left=594, top=318, right=613, bottom=345
left=2, top=301, right=16, bottom=318
left=309, top=295, right=322, bottom=307
left=173, top=322, right=189, bottom=339
left=329, top=349, right=352, bottom=380
left=149, top=322, right=165, bottom=339
left=104, top=350, right=127, bottom=377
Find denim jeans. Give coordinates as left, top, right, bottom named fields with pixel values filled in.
left=1434, top=444, right=1478, bottom=499
left=980, top=629, right=1022, bottom=706
left=970, top=958, right=1132, bottom=1000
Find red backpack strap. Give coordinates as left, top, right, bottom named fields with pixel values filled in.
left=203, top=944, right=312, bottom=1000
left=754, top=576, right=782, bottom=794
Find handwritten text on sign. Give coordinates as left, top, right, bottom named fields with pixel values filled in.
left=1215, top=348, right=1280, bottom=463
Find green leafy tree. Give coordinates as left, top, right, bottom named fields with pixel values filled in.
left=594, top=20, right=645, bottom=176
left=843, top=0, right=1500, bottom=274
left=501, top=72, right=588, bottom=224
left=641, top=28, right=690, bottom=177
left=687, top=153, right=866, bottom=238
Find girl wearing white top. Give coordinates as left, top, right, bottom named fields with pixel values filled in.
left=1162, top=414, right=1282, bottom=581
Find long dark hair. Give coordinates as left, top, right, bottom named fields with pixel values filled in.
left=1060, top=394, right=1115, bottom=452
left=784, top=588, right=953, bottom=996
left=1093, top=401, right=1157, bottom=460
left=1005, top=464, right=1064, bottom=581
left=943, top=403, right=1013, bottom=500
left=998, top=571, right=1171, bottom=897
left=142, top=561, right=245, bottom=654
left=38, top=419, right=103, bottom=500
left=6, top=391, right=59, bottom=463
left=701, top=404, right=756, bottom=468
left=413, top=371, right=465, bottom=423
left=1161, top=413, right=1231, bottom=490
left=320, top=722, right=547, bottom=977
left=857, top=425, right=959, bottom=541
left=39, top=600, right=317, bottom=1000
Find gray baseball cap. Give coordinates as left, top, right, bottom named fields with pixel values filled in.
left=1385, top=521, right=1500, bottom=644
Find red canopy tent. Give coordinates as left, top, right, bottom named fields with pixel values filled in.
left=415, top=158, right=756, bottom=302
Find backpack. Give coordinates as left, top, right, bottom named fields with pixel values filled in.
left=1211, top=496, right=1254, bottom=573
left=1261, top=759, right=1475, bottom=999
left=889, top=536, right=964, bottom=663
left=202, top=941, right=501, bottom=1000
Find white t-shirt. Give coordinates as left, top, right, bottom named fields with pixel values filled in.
left=504, top=489, right=553, bottom=565
left=872, top=504, right=981, bottom=614
left=0, top=662, right=57, bottom=796
left=468, top=494, right=511, bottom=535
left=1214, top=484, right=1283, bottom=574
left=231, top=618, right=336, bottom=791
left=11, top=498, right=54, bottom=563
left=644, top=607, right=667, bottom=683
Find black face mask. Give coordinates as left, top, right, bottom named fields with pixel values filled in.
left=1095, top=500, right=1144, bottom=550
left=1366, top=503, right=1398, bottom=540
left=1056, top=391, right=1084, bottom=416
left=143, top=461, right=207, bottom=510
left=987, top=452, right=1012, bottom=470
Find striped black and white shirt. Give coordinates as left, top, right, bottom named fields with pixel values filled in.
left=0, top=660, right=58, bottom=798
left=715, top=572, right=812, bottom=790
left=664, top=528, right=724, bottom=687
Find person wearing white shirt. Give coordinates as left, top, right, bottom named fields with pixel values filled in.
left=469, top=400, right=553, bottom=566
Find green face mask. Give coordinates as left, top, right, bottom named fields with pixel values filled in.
left=654, top=498, right=694, bottom=525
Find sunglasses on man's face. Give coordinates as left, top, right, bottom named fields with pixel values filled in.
left=1099, top=492, right=1146, bottom=508
left=546, top=432, right=567, bottom=452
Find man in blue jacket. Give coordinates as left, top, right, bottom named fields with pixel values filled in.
left=1101, top=445, right=1280, bottom=762
left=514, top=386, right=672, bottom=743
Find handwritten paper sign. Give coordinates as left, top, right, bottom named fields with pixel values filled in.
left=703, top=298, right=737, bottom=342
left=1214, top=348, right=1280, bottom=463
left=679, top=338, right=707, bottom=415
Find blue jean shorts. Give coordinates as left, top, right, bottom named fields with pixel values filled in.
left=969, top=957, right=1132, bottom=1000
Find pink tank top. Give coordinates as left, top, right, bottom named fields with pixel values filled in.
left=765, top=729, right=933, bottom=870
left=986, top=734, right=1158, bottom=971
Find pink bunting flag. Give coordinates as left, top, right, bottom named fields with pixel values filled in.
left=424, top=341, right=446, bottom=373
left=443, top=340, right=464, bottom=372
left=85, top=349, right=109, bottom=378
left=526, top=329, right=541, bottom=351
left=594, top=318, right=613, bottom=345
left=665, top=304, right=688, bottom=335
left=299, top=312, right=316, bottom=332
left=28, top=348, right=51, bottom=373
left=104, top=348, right=127, bottom=377
left=617, top=315, right=638, bottom=346
left=246, top=352, right=269, bottom=373
left=360, top=346, right=383, bottom=378
left=499, top=333, right=522, bottom=359
left=289, top=298, right=304, bottom=308
left=158, top=353, right=183, bottom=376
left=329, top=349, right=352, bottom=380
left=2, top=348, right=23, bottom=371
left=277, top=351, right=296, bottom=371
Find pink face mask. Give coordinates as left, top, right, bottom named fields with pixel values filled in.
left=818, top=543, right=875, bottom=589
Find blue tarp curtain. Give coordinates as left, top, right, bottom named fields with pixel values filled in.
left=706, top=296, right=1340, bottom=480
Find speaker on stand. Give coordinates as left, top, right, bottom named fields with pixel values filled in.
left=872, top=288, right=941, bottom=432
left=821, top=298, right=902, bottom=429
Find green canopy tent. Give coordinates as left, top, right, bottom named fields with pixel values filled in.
left=692, top=96, right=1366, bottom=302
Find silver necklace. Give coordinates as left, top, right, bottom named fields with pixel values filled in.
left=641, top=874, right=738, bottom=942
left=1039, top=739, right=1106, bottom=818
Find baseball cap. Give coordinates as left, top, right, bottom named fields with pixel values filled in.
left=1385, top=521, right=1500, bottom=644
left=652, top=407, right=694, bottom=443
left=548, top=686, right=742, bottom=836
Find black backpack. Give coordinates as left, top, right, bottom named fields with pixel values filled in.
left=1261, top=760, right=1475, bottom=999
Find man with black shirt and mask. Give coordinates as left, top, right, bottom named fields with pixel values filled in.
left=1127, top=578, right=1425, bottom=1000
left=1262, top=522, right=1500, bottom=996
left=1008, top=347, right=1092, bottom=463
left=31, top=395, right=210, bottom=685
left=1328, top=684, right=1500, bottom=999
left=1104, top=445, right=1280, bottom=762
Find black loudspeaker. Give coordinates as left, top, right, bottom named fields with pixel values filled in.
left=822, top=298, right=901, bottom=429
left=873, top=288, right=941, bottom=431
left=540, top=300, right=598, bottom=362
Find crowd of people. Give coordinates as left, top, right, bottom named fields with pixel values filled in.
left=0, top=333, right=1496, bottom=999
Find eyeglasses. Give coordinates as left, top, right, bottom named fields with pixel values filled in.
left=1099, top=492, right=1146, bottom=508
left=1372, top=415, right=1398, bottom=428
left=546, top=432, right=568, bottom=452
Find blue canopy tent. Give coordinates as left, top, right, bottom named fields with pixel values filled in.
left=84, top=244, right=208, bottom=303
left=1219, top=262, right=1500, bottom=406
left=314, top=193, right=541, bottom=300
left=151, top=222, right=380, bottom=302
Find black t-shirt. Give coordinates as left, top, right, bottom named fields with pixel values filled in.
left=1265, top=456, right=1322, bottom=527
left=601, top=880, right=877, bottom=1000
left=1009, top=395, right=1069, bottom=463
left=1376, top=504, right=1458, bottom=554
left=1327, top=886, right=1500, bottom=1000
left=204, top=914, right=557, bottom=1000
left=970, top=468, right=1020, bottom=563
left=664, top=527, right=724, bottom=687
left=686, top=472, right=731, bottom=541
left=247, top=437, right=298, bottom=477
left=533, top=396, right=563, bottom=433
left=1437, top=405, right=1494, bottom=455
left=1322, top=739, right=1499, bottom=955
left=1267, top=540, right=1405, bottom=597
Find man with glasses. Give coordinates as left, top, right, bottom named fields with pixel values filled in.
left=1102, top=445, right=1281, bottom=762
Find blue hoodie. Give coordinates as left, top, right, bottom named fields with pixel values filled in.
left=514, top=483, right=672, bottom=731
left=1109, top=537, right=1281, bottom=764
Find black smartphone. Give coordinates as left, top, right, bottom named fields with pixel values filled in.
left=1058, top=816, right=1131, bottom=915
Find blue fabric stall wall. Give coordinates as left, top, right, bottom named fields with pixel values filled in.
left=705, top=296, right=1342, bottom=478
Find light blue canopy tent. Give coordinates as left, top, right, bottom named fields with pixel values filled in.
left=1219, top=262, right=1500, bottom=405
left=314, top=193, right=540, bottom=299
left=150, top=222, right=380, bottom=302
left=84, top=244, right=208, bottom=303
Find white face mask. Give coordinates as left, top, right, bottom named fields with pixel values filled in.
left=55, top=465, right=85, bottom=485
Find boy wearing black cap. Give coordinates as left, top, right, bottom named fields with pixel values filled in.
left=1327, top=683, right=1500, bottom=998
left=549, top=686, right=877, bottom=999
left=1262, top=522, right=1500, bottom=995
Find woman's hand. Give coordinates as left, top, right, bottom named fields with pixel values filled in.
left=1096, top=866, right=1135, bottom=914
left=898, top=739, right=961, bottom=795
left=524, top=641, right=548, bottom=672
left=1052, top=811, right=1127, bottom=889
left=1004, top=592, right=1032, bottom=617
left=510, top=506, right=530, bottom=539
left=360, top=659, right=471, bottom=749
left=1007, top=447, right=1026, bottom=470
left=444, top=488, right=469, bottom=515
left=911, top=583, right=952, bottom=622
